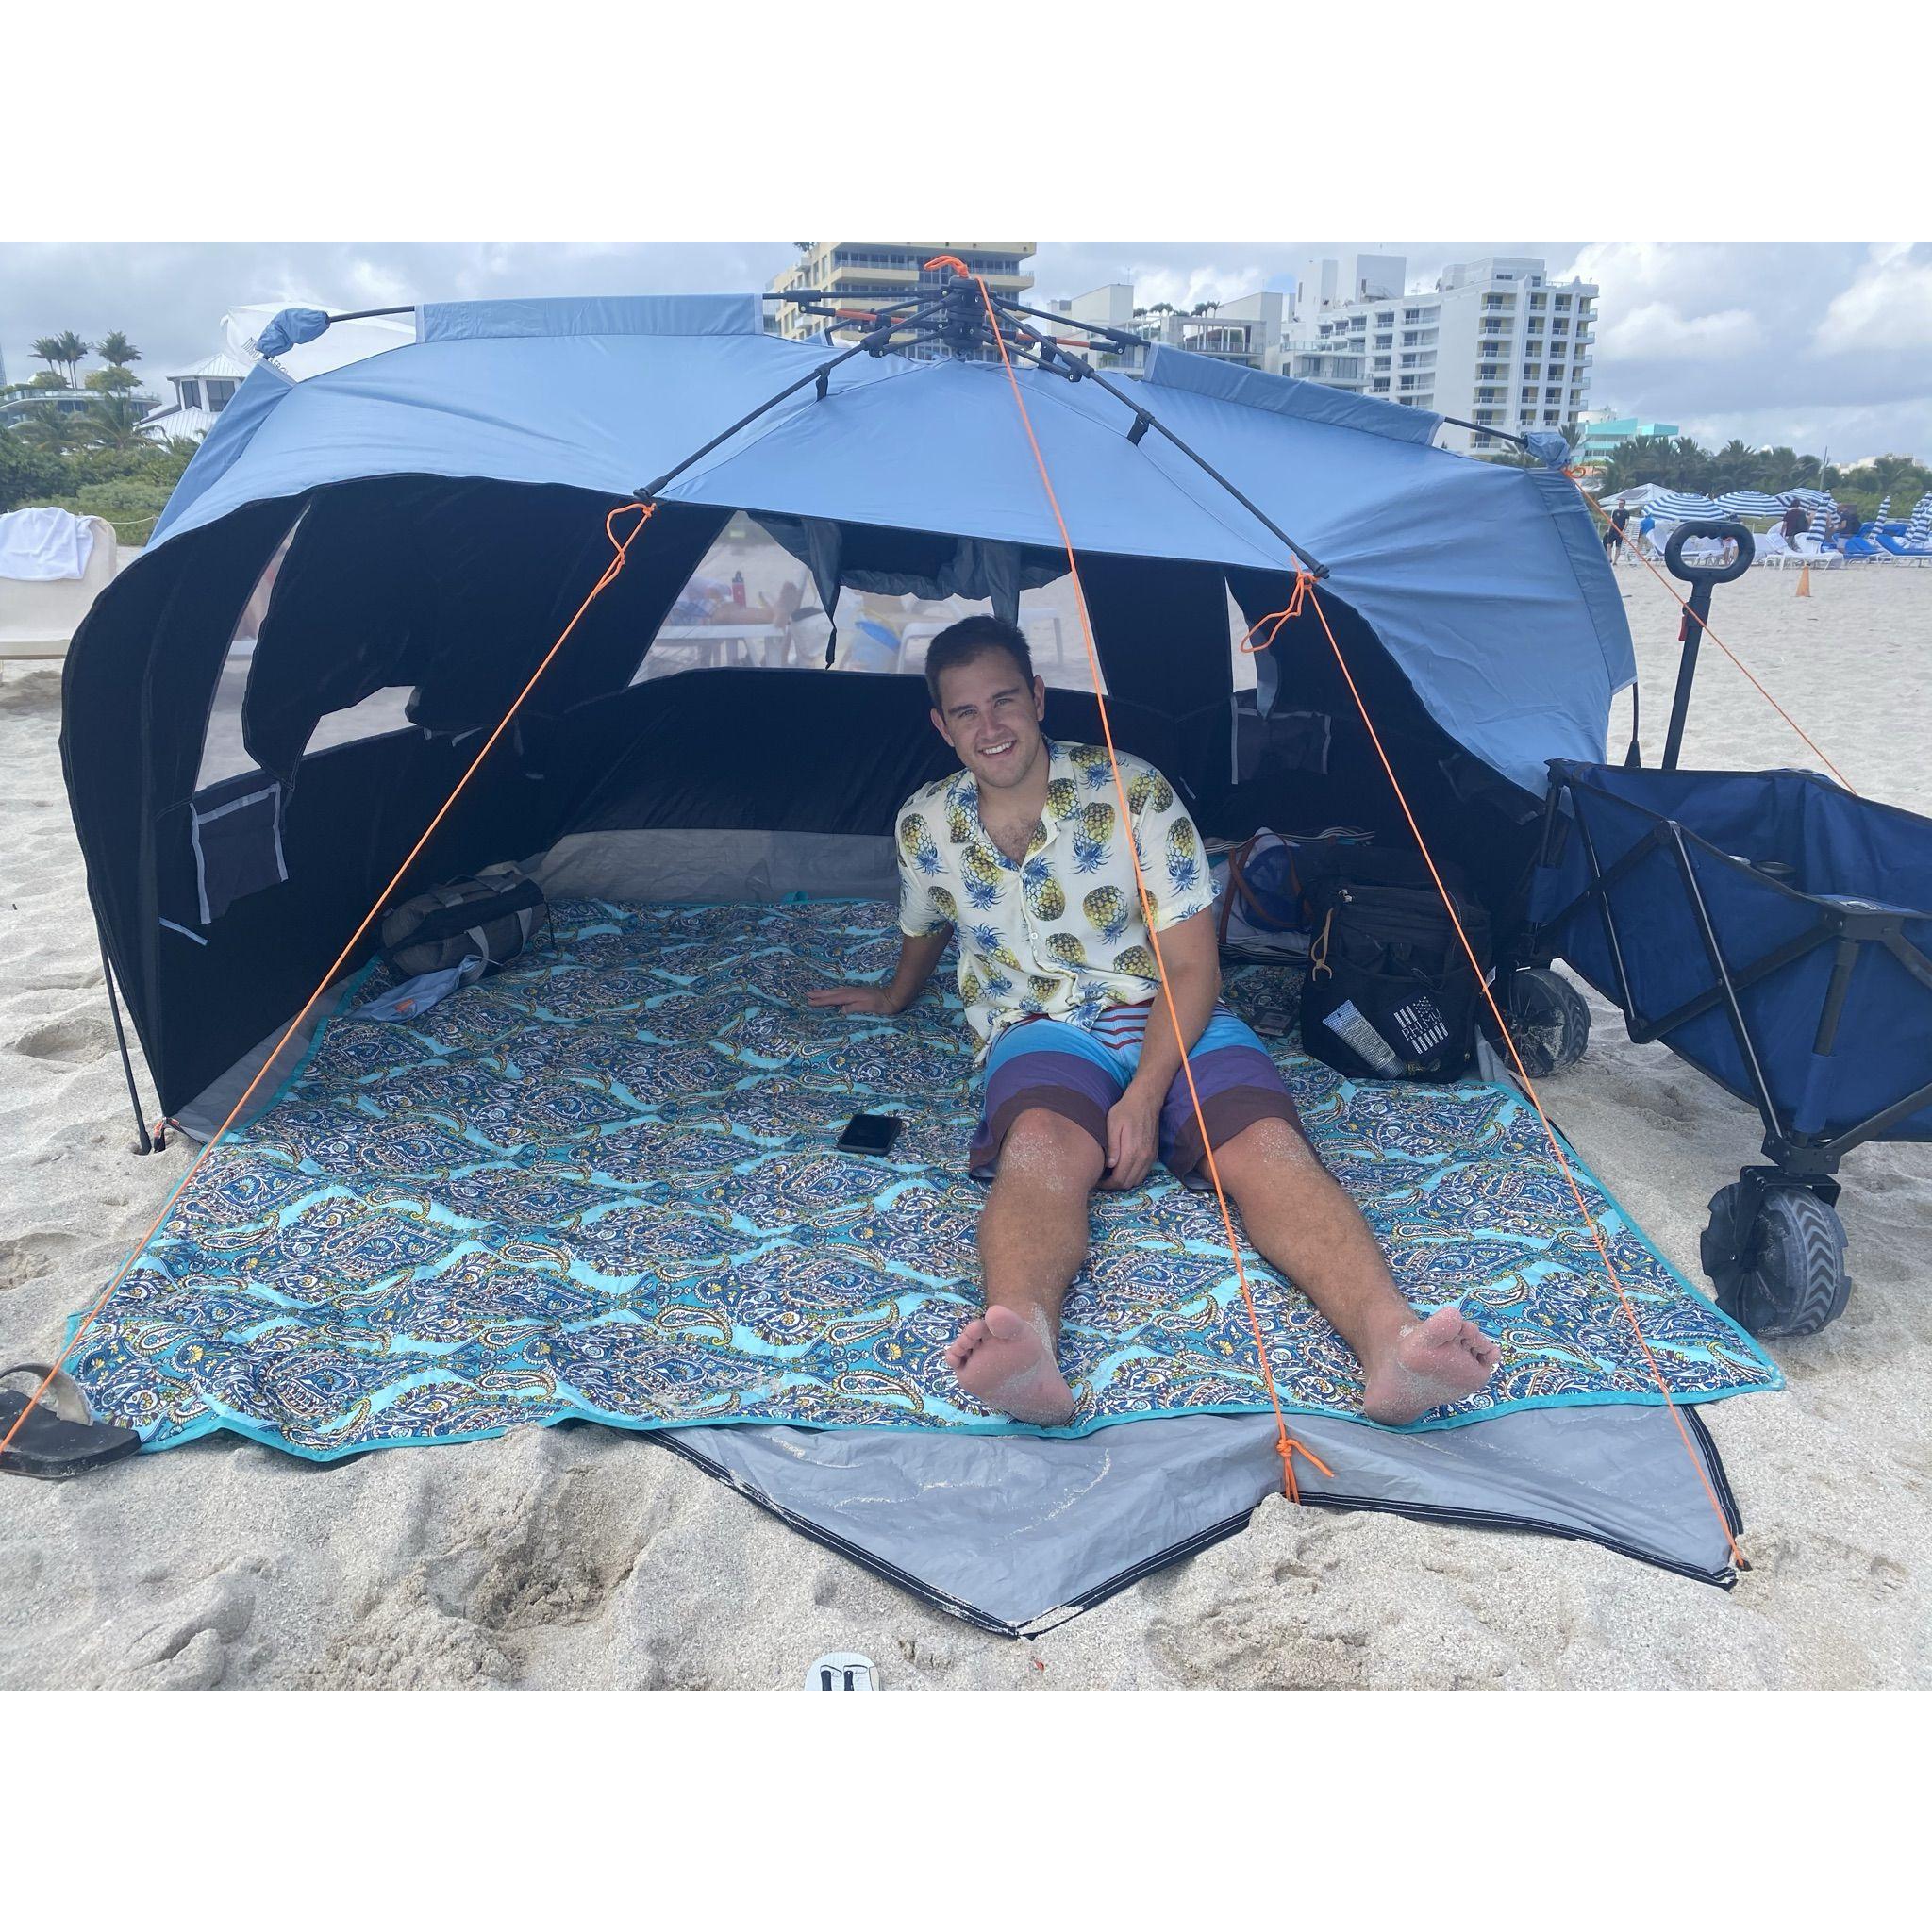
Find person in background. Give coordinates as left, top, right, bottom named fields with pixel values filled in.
left=1603, top=498, right=1630, bottom=563
left=1780, top=501, right=1811, bottom=548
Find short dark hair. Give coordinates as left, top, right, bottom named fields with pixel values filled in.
left=923, top=614, right=1035, bottom=708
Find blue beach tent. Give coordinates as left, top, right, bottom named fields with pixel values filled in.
left=48, top=293, right=1771, bottom=1624
left=76, top=294, right=1632, bottom=1116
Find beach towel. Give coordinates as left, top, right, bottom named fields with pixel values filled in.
left=66, top=897, right=1779, bottom=1458
left=0, top=506, right=95, bottom=582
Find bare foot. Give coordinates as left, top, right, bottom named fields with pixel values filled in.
left=944, top=1305, right=1075, bottom=1424
left=1360, top=1306, right=1500, bottom=1424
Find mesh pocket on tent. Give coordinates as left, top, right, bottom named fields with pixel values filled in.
left=189, top=774, right=288, bottom=923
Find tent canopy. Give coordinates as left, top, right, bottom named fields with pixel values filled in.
left=149, top=295, right=1630, bottom=794
left=67, top=293, right=1634, bottom=1120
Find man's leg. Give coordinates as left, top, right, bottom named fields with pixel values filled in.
left=1152, top=1010, right=1499, bottom=1424
left=1210, top=1118, right=1498, bottom=1424
left=946, top=1108, right=1105, bottom=1424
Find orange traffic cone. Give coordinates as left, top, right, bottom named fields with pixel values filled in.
left=1796, top=562, right=1812, bottom=597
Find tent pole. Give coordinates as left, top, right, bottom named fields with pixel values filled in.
left=1076, top=363, right=1331, bottom=578
left=943, top=276, right=1333, bottom=578
left=633, top=301, right=948, bottom=502
left=95, top=922, right=154, bottom=1156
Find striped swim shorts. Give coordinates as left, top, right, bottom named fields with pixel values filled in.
left=967, top=1002, right=1309, bottom=1188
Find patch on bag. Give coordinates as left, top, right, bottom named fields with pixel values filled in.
left=1387, top=993, right=1451, bottom=1060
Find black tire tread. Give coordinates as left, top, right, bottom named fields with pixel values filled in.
left=1491, top=967, right=1591, bottom=1078
left=1703, top=1180, right=1849, bottom=1338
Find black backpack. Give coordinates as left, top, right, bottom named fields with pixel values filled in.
left=1298, top=849, right=1491, bottom=1081
left=380, top=864, right=548, bottom=982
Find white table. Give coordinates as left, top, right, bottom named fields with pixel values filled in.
left=652, top=622, right=791, bottom=669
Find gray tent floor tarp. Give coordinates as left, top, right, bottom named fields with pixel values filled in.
left=661, top=1401, right=1742, bottom=1638
left=142, top=889, right=1757, bottom=1632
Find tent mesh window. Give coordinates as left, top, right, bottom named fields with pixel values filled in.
left=634, top=517, right=1103, bottom=692
left=194, top=506, right=307, bottom=791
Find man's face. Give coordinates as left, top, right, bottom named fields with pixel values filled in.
left=930, top=648, right=1047, bottom=793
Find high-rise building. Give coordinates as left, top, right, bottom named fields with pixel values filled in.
left=1042, top=286, right=1287, bottom=374
left=768, top=242, right=1034, bottom=351
left=1289, top=254, right=1598, bottom=452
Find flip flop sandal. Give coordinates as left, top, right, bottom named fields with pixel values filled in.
left=0, top=1362, right=142, bottom=1481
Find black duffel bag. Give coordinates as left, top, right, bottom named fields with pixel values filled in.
left=1299, top=849, right=1491, bottom=1081
left=380, top=863, right=548, bottom=982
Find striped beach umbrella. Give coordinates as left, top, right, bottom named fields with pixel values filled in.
left=1874, top=495, right=1891, bottom=529
left=1908, top=492, right=1932, bottom=543
left=1713, top=490, right=1788, bottom=523
left=1646, top=490, right=1724, bottom=523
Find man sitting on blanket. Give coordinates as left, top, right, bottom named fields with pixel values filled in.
left=809, top=616, right=1499, bottom=1427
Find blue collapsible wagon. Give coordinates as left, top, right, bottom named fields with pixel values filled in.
left=1524, top=523, right=1932, bottom=1337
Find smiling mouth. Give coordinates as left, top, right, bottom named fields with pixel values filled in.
left=977, top=739, right=1017, bottom=758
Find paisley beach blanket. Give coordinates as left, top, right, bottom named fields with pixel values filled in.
left=68, top=897, right=1779, bottom=1458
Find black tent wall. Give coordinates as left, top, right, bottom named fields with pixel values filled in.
left=61, top=478, right=1548, bottom=1123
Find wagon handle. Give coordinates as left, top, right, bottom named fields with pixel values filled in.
left=1660, top=518, right=1756, bottom=770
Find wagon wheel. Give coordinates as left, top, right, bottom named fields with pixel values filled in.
left=1701, top=1176, right=1850, bottom=1338
left=1486, top=966, right=1591, bottom=1077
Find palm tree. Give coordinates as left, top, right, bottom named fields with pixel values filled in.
left=1599, top=434, right=1677, bottom=495
left=1712, top=440, right=1755, bottom=491
left=1859, top=453, right=1930, bottom=498
left=47, top=331, right=92, bottom=388
left=30, top=337, right=67, bottom=383
left=13, top=402, right=75, bottom=452
left=80, top=392, right=149, bottom=452
left=1669, top=436, right=1708, bottom=491
left=96, top=331, right=141, bottom=368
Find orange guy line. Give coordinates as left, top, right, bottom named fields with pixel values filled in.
left=3, top=501, right=658, bottom=1458
left=972, top=274, right=1332, bottom=1502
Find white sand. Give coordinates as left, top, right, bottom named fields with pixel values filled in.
left=2, top=562, right=1927, bottom=1690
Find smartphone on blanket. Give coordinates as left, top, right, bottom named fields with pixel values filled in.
left=838, top=1112, right=905, bottom=1157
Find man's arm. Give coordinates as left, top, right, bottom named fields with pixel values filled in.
left=1101, top=908, right=1220, bottom=1190
left=808, top=925, right=953, bottom=1017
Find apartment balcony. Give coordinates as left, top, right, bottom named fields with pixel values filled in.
left=1294, top=354, right=1365, bottom=382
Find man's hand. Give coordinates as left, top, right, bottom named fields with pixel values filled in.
left=807, top=985, right=903, bottom=1016
left=808, top=928, right=951, bottom=1021
left=1099, top=1086, right=1162, bottom=1191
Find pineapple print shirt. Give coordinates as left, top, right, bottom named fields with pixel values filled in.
left=895, top=739, right=1215, bottom=1058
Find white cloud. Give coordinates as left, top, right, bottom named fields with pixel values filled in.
left=1601, top=300, right=1762, bottom=359
left=1816, top=245, right=1932, bottom=354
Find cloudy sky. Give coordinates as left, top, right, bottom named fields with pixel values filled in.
left=5, top=239, right=1928, bottom=461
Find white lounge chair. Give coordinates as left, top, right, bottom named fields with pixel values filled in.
left=1790, top=533, right=1845, bottom=570
left=0, top=510, right=120, bottom=660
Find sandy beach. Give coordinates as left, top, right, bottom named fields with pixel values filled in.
left=2, top=560, right=1927, bottom=1690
